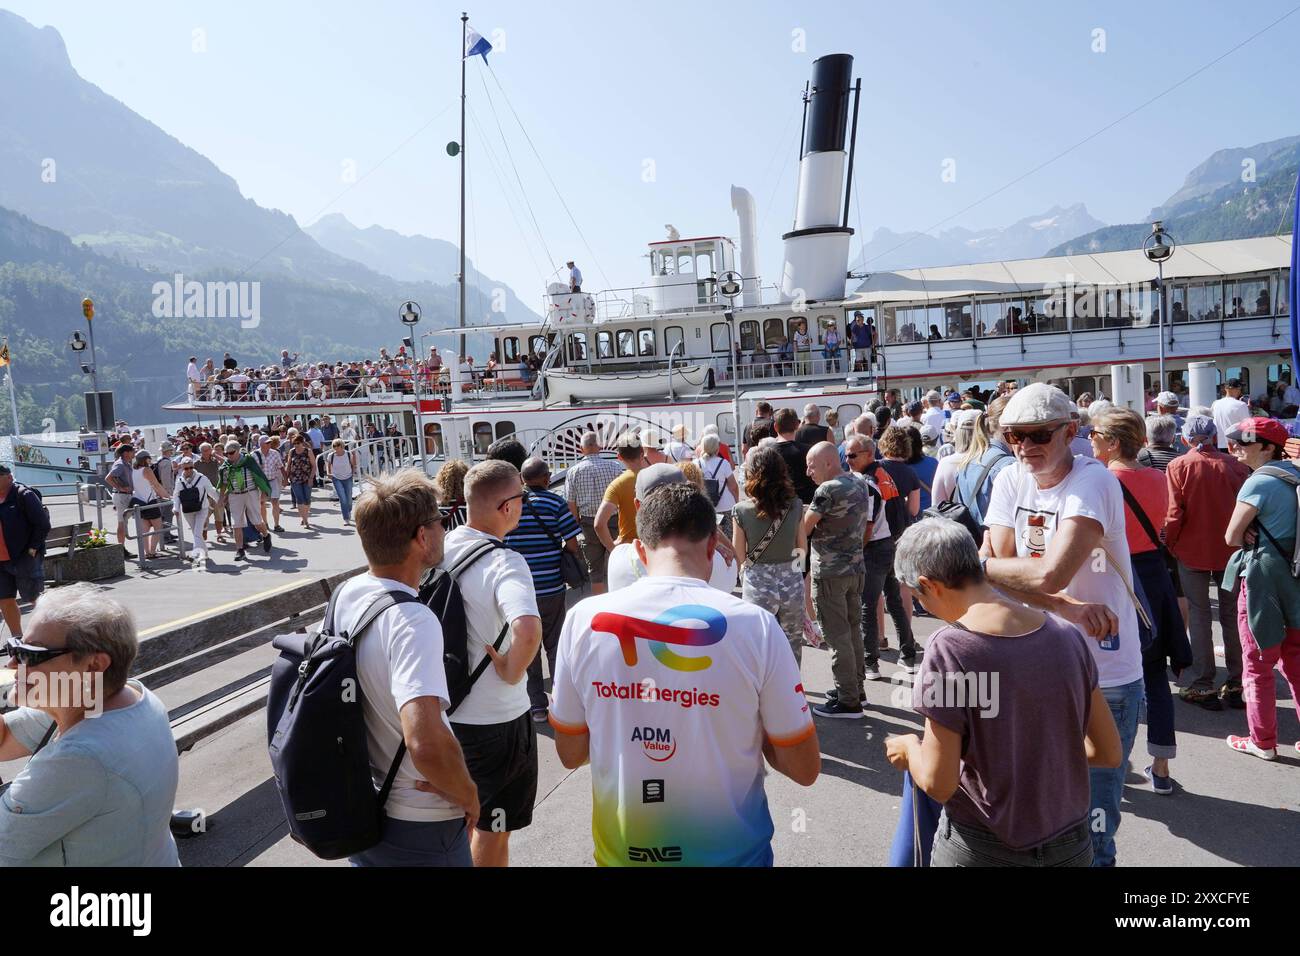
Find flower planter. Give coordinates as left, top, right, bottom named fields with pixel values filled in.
left=61, top=545, right=127, bottom=582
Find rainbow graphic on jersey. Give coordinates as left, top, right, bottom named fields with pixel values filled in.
left=591, top=604, right=727, bottom=672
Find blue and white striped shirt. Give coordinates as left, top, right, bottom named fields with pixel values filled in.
left=505, top=488, right=582, bottom=597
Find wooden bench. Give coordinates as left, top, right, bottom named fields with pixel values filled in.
left=44, top=520, right=93, bottom=584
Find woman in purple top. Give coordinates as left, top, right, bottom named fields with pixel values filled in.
left=885, top=518, right=1123, bottom=866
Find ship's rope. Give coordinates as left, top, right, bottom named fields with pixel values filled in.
left=485, top=60, right=613, bottom=293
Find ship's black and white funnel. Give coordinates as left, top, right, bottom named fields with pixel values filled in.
left=781, top=53, right=855, bottom=303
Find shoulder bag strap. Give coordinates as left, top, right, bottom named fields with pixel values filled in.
left=1097, top=545, right=1153, bottom=631
left=1117, top=480, right=1164, bottom=553
left=744, top=505, right=791, bottom=569
left=523, top=495, right=563, bottom=550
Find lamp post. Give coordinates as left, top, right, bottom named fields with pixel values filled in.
left=1143, top=222, right=1175, bottom=389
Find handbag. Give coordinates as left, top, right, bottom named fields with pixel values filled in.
left=523, top=496, right=588, bottom=589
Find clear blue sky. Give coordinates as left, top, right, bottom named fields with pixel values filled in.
left=7, top=0, right=1299, bottom=302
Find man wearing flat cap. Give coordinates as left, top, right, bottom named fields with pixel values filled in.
left=980, top=382, right=1144, bottom=868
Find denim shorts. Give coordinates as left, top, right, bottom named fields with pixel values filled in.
left=290, top=481, right=312, bottom=506
left=0, top=552, right=44, bottom=602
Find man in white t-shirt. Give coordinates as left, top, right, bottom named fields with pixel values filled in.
left=1211, top=379, right=1250, bottom=451
left=337, top=469, right=479, bottom=867
left=437, top=460, right=542, bottom=867
left=982, top=382, right=1144, bottom=868
left=550, top=483, right=820, bottom=865
left=606, top=464, right=737, bottom=593
left=921, top=390, right=946, bottom=437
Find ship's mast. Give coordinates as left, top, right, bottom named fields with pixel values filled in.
left=458, top=11, right=468, bottom=358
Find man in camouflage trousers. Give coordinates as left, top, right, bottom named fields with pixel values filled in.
left=801, top=442, right=874, bottom=719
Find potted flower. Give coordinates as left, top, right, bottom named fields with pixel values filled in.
left=65, top=527, right=126, bottom=582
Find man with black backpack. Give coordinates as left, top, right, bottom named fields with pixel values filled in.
left=0, top=464, right=50, bottom=638
left=438, top=460, right=542, bottom=867
left=334, top=469, right=480, bottom=866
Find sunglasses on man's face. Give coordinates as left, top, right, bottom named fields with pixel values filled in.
left=497, top=491, right=526, bottom=512
left=5, top=638, right=72, bottom=668
left=1004, top=422, right=1069, bottom=446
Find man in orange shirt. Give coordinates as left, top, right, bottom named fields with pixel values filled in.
left=1165, top=415, right=1252, bottom=710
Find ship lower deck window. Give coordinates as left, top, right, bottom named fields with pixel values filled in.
left=617, top=330, right=636, bottom=357
left=568, top=333, right=588, bottom=362
left=665, top=326, right=684, bottom=357
left=502, top=337, right=520, bottom=362
left=762, top=318, right=786, bottom=348
left=495, top=421, right=516, bottom=440
left=596, top=331, right=613, bottom=359
left=638, top=329, right=655, bottom=356
left=710, top=323, right=730, bottom=352
left=738, top=321, right=759, bottom=352
left=473, top=422, right=493, bottom=455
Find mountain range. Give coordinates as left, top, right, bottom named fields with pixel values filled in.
left=0, top=9, right=537, bottom=429
left=1046, top=136, right=1299, bottom=256
left=851, top=204, right=1107, bottom=273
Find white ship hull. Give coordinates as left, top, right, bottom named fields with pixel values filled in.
left=543, top=364, right=709, bottom=403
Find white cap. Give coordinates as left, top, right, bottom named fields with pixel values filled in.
left=1156, top=391, right=1180, bottom=407
left=919, top=423, right=941, bottom=443
left=999, top=382, right=1075, bottom=427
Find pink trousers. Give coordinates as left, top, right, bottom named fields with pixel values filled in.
left=1237, top=581, right=1300, bottom=750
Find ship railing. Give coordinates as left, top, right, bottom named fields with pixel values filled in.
left=714, top=352, right=880, bottom=386
left=122, top=499, right=187, bottom=572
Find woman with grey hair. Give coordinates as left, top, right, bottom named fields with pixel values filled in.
left=698, top=433, right=740, bottom=540
left=0, top=584, right=180, bottom=865
left=884, top=518, right=1122, bottom=867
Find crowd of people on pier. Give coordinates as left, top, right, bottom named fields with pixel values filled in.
left=3, top=373, right=1300, bottom=869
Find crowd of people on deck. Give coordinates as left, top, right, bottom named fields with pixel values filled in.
left=184, top=345, right=543, bottom=404
left=4, top=372, right=1300, bottom=869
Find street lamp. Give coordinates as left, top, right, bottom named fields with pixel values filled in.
left=1143, top=221, right=1175, bottom=389
left=70, top=300, right=105, bottom=431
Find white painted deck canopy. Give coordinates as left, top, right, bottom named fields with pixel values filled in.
left=847, top=236, right=1293, bottom=304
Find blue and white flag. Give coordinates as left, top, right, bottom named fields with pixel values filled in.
left=464, top=25, right=492, bottom=61
left=1290, top=174, right=1299, bottom=379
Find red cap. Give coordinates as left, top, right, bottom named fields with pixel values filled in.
left=1224, top=416, right=1289, bottom=448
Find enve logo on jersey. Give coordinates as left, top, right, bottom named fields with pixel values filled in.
left=631, top=725, right=677, bottom=761
left=591, top=604, right=726, bottom=672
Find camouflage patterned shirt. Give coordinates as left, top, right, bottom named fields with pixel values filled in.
left=809, top=473, right=872, bottom=576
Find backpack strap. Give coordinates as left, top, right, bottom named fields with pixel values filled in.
left=440, top=539, right=511, bottom=718
left=334, top=588, right=420, bottom=808
left=1251, top=466, right=1300, bottom=566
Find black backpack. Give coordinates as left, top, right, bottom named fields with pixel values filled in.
left=177, top=477, right=203, bottom=514
left=703, top=458, right=726, bottom=507
left=266, top=588, right=419, bottom=860
left=922, top=451, right=1009, bottom=545
left=266, top=543, right=506, bottom=860
left=417, top=540, right=511, bottom=709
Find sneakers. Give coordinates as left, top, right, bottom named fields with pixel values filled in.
left=273, top=525, right=285, bottom=533
left=813, top=699, right=865, bottom=720
left=530, top=707, right=549, bottom=724
left=1221, top=685, right=1246, bottom=710
left=898, top=657, right=920, bottom=676
left=1143, top=765, right=1174, bottom=795
left=1226, top=734, right=1276, bottom=760
left=261, top=531, right=273, bottom=554
left=864, top=663, right=882, bottom=681
left=235, top=549, right=247, bottom=561
left=1178, top=687, right=1223, bottom=711
left=825, top=687, right=867, bottom=709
